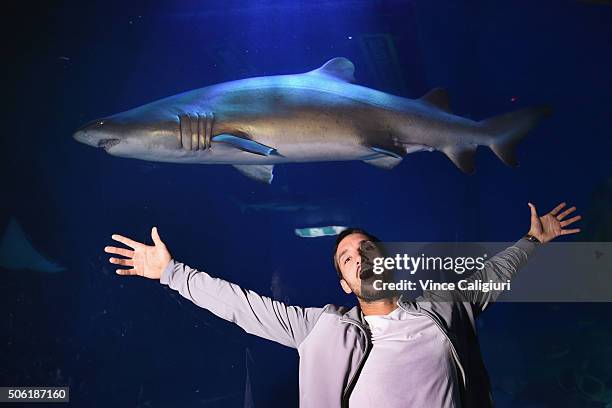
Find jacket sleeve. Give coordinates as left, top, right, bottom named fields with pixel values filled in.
left=159, top=259, right=325, bottom=348
left=462, top=237, right=539, bottom=315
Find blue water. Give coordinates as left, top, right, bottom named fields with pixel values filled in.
left=3, top=0, right=612, bottom=406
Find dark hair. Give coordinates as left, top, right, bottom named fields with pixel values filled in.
left=332, top=227, right=381, bottom=279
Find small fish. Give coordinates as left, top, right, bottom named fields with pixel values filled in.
left=295, top=226, right=348, bottom=238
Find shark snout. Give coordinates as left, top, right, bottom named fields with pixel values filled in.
left=73, top=108, right=182, bottom=158
left=73, top=129, right=106, bottom=148
left=73, top=118, right=122, bottom=150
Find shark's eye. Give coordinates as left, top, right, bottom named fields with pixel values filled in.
left=98, top=120, right=105, bottom=125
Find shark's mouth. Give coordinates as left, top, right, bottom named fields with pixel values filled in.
left=97, top=138, right=121, bottom=150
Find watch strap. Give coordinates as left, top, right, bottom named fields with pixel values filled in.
left=523, top=234, right=541, bottom=243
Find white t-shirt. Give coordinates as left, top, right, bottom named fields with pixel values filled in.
left=348, top=306, right=461, bottom=408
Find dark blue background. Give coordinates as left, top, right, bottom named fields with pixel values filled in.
left=3, top=0, right=612, bottom=406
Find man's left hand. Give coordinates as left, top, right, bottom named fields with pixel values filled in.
left=527, top=201, right=582, bottom=244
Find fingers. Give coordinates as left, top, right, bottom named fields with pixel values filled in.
left=528, top=202, right=539, bottom=219
left=549, top=202, right=567, bottom=216
left=151, top=226, right=164, bottom=247
left=115, top=268, right=140, bottom=276
left=111, top=234, right=142, bottom=249
left=556, top=206, right=576, bottom=220
left=560, top=215, right=582, bottom=227
left=109, top=257, right=134, bottom=267
left=560, top=228, right=581, bottom=235
left=104, top=246, right=134, bottom=258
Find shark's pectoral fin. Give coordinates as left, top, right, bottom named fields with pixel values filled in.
left=419, top=88, right=451, bottom=113
left=363, top=146, right=404, bottom=169
left=233, top=164, right=274, bottom=184
left=213, top=134, right=278, bottom=156
left=363, top=156, right=403, bottom=169
left=370, top=146, right=403, bottom=159
left=306, top=57, right=356, bottom=83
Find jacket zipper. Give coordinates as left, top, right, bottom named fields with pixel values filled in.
left=340, top=318, right=371, bottom=407
left=398, top=303, right=467, bottom=388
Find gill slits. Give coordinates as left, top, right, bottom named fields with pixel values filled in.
left=178, top=112, right=214, bottom=151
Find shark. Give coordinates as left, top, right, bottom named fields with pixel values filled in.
left=0, top=218, right=65, bottom=273
left=229, top=193, right=326, bottom=213
left=73, top=57, right=551, bottom=183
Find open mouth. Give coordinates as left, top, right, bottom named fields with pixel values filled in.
left=97, top=138, right=121, bottom=150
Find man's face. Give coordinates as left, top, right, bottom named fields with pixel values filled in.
left=335, top=233, right=392, bottom=302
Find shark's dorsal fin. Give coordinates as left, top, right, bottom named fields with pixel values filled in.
left=419, top=88, right=451, bottom=113
left=233, top=164, right=274, bottom=184
left=307, top=57, right=356, bottom=83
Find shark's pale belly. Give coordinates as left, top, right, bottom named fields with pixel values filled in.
left=136, top=137, right=378, bottom=165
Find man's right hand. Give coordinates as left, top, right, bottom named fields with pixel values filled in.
left=104, top=227, right=172, bottom=280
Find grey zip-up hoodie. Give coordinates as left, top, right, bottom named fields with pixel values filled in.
left=160, top=237, right=539, bottom=407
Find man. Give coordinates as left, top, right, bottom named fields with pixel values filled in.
left=104, top=201, right=581, bottom=407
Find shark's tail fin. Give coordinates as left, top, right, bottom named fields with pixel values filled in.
left=481, top=105, right=552, bottom=168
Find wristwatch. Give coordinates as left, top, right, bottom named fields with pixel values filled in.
left=523, top=234, right=541, bottom=243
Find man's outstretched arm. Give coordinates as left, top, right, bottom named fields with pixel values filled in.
left=463, top=201, right=582, bottom=315
left=104, top=227, right=324, bottom=349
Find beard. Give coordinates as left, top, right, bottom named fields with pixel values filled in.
left=352, top=240, right=395, bottom=302
left=354, top=263, right=396, bottom=302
